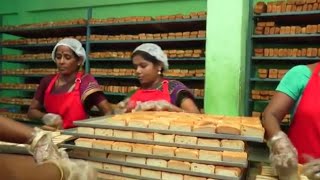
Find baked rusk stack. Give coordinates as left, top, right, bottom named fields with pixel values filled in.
left=63, top=111, right=265, bottom=180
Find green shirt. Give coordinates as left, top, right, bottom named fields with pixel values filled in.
left=276, top=65, right=311, bottom=114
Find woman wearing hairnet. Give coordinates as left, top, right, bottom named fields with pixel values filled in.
left=118, top=43, right=200, bottom=113
left=0, top=116, right=96, bottom=180
left=28, top=38, right=112, bottom=129
left=263, top=63, right=320, bottom=180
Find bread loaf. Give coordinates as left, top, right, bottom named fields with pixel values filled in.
left=169, top=121, right=193, bottom=132
left=126, top=156, right=146, bottom=165
left=175, top=148, right=199, bottom=159
left=107, top=154, right=126, bottom=161
left=132, top=132, right=154, bottom=141
left=94, top=128, right=113, bottom=136
left=222, top=151, right=247, bottom=163
left=113, top=130, right=133, bottom=139
left=154, top=133, right=175, bottom=143
left=174, top=135, right=197, bottom=145
left=191, top=162, right=215, bottom=174
left=162, top=172, right=183, bottom=180
left=146, top=158, right=168, bottom=167
left=77, top=127, right=94, bottom=134
left=167, top=160, right=191, bottom=171
left=216, top=123, right=241, bottom=135
left=152, top=145, right=176, bottom=157
left=88, top=161, right=103, bottom=169
left=92, top=140, right=114, bottom=150
left=197, top=138, right=220, bottom=147
left=221, top=140, right=245, bottom=151
left=132, top=144, right=153, bottom=154
left=199, top=150, right=222, bottom=161
left=75, top=138, right=94, bottom=148
left=215, top=166, right=241, bottom=177
left=141, top=169, right=162, bottom=179
left=112, top=142, right=132, bottom=152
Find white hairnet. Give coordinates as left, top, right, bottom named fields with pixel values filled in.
left=133, top=43, right=169, bottom=70
left=51, top=38, right=86, bottom=65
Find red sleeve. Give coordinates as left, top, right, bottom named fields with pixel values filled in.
left=33, top=75, right=54, bottom=105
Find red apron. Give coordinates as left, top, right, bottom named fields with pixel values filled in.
left=127, top=80, right=171, bottom=110
left=288, top=63, right=320, bottom=163
left=44, top=72, right=87, bottom=129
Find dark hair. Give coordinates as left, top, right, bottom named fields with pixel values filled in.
left=131, top=50, right=164, bottom=73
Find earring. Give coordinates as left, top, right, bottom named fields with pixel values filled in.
left=158, top=71, right=161, bottom=75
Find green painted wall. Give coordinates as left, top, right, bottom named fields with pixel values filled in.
left=204, top=0, right=249, bottom=116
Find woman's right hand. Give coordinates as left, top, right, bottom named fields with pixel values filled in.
left=41, top=113, right=63, bottom=129
left=268, top=131, right=299, bottom=180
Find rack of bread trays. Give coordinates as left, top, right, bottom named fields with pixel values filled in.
left=60, top=111, right=266, bottom=180
left=248, top=0, right=320, bottom=125
left=0, top=9, right=206, bottom=123
left=246, top=0, right=320, bottom=179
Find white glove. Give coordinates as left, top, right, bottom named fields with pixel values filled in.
left=27, top=127, right=64, bottom=164
left=268, top=131, right=299, bottom=180
left=134, top=100, right=173, bottom=112
left=42, top=113, right=62, bottom=127
left=48, top=158, right=97, bottom=180
left=302, top=157, right=320, bottom=180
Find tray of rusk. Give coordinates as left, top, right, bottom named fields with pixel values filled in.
left=0, top=131, right=73, bottom=154
left=61, top=111, right=266, bottom=180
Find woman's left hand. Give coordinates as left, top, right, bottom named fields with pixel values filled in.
left=302, top=156, right=320, bottom=180
left=134, top=100, right=174, bottom=112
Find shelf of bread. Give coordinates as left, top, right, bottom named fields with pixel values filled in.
left=0, top=98, right=32, bottom=106
left=254, top=47, right=320, bottom=58
left=102, top=85, right=204, bottom=98
left=64, top=128, right=245, bottom=153
left=254, top=0, right=320, bottom=15
left=0, top=53, right=51, bottom=62
left=256, top=68, right=288, bottom=79
left=0, top=36, right=86, bottom=46
left=65, top=147, right=243, bottom=180
left=76, top=156, right=242, bottom=180
left=89, top=11, right=206, bottom=25
left=70, top=112, right=265, bottom=142
left=89, top=49, right=204, bottom=59
left=1, top=68, right=57, bottom=76
left=89, top=31, right=205, bottom=42
left=0, top=19, right=87, bottom=31
left=63, top=138, right=247, bottom=167
left=255, top=165, right=309, bottom=180
left=0, top=112, right=30, bottom=122
left=254, top=21, right=320, bottom=35
left=0, top=83, right=38, bottom=90
left=90, top=68, right=205, bottom=78
left=251, top=111, right=291, bottom=125
left=251, top=90, right=276, bottom=100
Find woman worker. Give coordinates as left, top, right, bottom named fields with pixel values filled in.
left=120, top=43, right=200, bottom=113
left=263, top=62, right=320, bottom=179
left=28, top=38, right=112, bottom=129
left=0, top=116, right=95, bottom=180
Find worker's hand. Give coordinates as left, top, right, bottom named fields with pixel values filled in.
left=134, top=100, right=173, bottom=112
left=42, top=113, right=63, bottom=129
left=48, top=158, right=97, bottom=180
left=113, top=98, right=130, bottom=114
left=268, top=131, right=299, bottom=180
left=302, top=156, right=320, bottom=180
left=27, top=127, right=64, bottom=164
